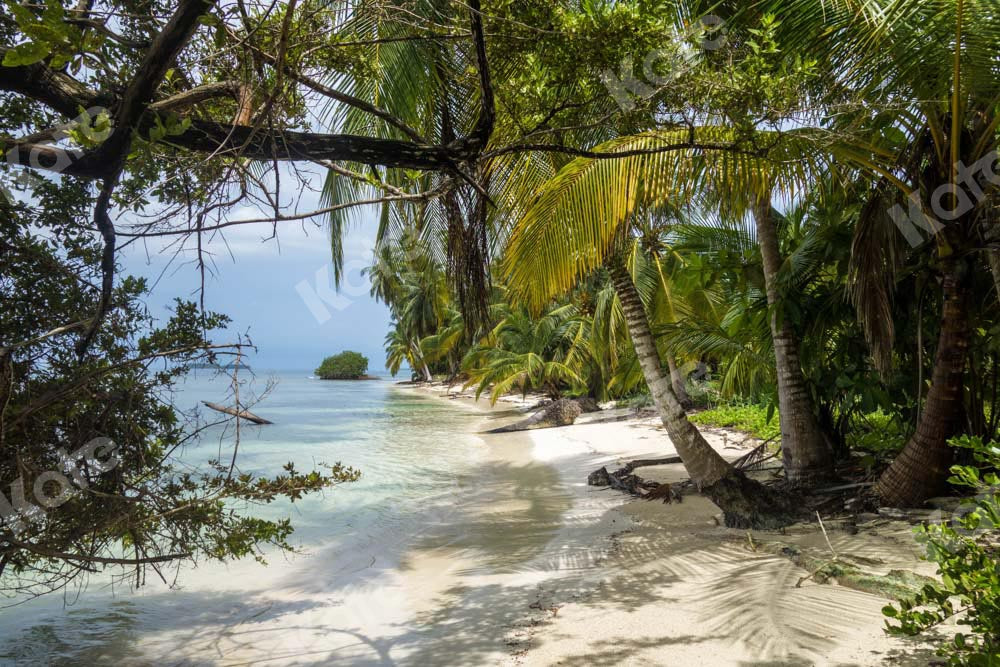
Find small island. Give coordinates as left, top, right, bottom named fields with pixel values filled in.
left=315, top=351, right=378, bottom=380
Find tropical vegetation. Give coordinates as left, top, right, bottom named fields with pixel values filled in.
left=316, top=351, right=370, bottom=379
left=2, top=0, right=1000, bottom=652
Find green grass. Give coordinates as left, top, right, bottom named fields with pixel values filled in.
left=689, top=403, right=781, bottom=441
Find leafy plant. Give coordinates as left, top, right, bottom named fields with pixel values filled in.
left=316, top=351, right=370, bottom=379
left=689, top=403, right=781, bottom=441
left=883, top=435, right=1000, bottom=665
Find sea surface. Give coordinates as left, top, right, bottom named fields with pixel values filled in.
left=0, top=371, right=511, bottom=665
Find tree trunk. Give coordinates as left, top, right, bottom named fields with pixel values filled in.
left=874, top=261, right=970, bottom=506
left=608, top=257, right=795, bottom=528
left=666, top=356, right=693, bottom=408
left=410, top=340, right=432, bottom=382
left=752, top=201, right=834, bottom=486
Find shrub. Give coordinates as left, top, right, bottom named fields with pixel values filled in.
left=316, top=351, right=369, bottom=379
left=689, top=402, right=781, bottom=441
left=883, top=435, right=1000, bottom=665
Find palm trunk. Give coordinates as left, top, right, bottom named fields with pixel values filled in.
left=874, top=261, right=970, bottom=506
left=410, top=340, right=432, bottom=382
left=753, top=201, right=834, bottom=486
left=608, top=258, right=795, bottom=527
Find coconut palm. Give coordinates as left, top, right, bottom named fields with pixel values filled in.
left=500, top=112, right=847, bottom=487
left=765, top=0, right=1000, bottom=504
left=462, top=302, right=590, bottom=403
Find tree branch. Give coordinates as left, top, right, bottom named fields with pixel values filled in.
left=149, top=81, right=244, bottom=112
left=74, top=177, right=117, bottom=359
left=467, top=0, right=494, bottom=150
left=93, top=0, right=218, bottom=173
left=6, top=539, right=191, bottom=566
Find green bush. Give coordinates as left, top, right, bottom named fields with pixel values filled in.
left=689, top=402, right=781, bottom=441
left=315, top=351, right=369, bottom=379
left=883, top=435, right=1000, bottom=665
left=845, top=410, right=908, bottom=456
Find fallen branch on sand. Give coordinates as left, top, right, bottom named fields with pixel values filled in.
left=588, top=456, right=684, bottom=502
left=486, top=397, right=601, bottom=433
left=202, top=401, right=273, bottom=424
left=588, top=442, right=780, bottom=504
left=744, top=534, right=934, bottom=600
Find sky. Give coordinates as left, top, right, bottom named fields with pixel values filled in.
left=116, top=176, right=393, bottom=374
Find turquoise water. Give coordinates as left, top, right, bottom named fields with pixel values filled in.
left=0, top=372, right=493, bottom=665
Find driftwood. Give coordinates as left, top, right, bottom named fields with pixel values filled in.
left=202, top=401, right=273, bottom=425
left=746, top=537, right=935, bottom=601
left=588, top=456, right=684, bottom=502
left=589, top=441, right=784, bottom=504
left=486, top=397, right=601, bottom=433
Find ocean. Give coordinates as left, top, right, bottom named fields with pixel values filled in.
left=0, top=371, right=537, bottom=665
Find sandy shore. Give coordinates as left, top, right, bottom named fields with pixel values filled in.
left=411, top=383, right=942, bottom=666
left=16, top=383, right=937, bottom=665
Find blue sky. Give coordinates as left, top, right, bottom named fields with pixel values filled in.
left=117, top=179, right=393, bottom=374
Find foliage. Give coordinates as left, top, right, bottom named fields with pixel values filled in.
left=884, top=436, right=1000, bottom=665
left=315, top=351, right=370, bottom=379
left=689, top=403, right=782, bottom=442
left=462, top=302, right=588, bottom=402
left=0, top=196, right=358, bottom=597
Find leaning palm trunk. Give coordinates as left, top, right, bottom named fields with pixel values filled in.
left=753, top=202, right=834, bottom=486
left=410, top=340, right=433, bottom=382
left=874, top=261, right=970, bottom=506
left=608, top=258, right=795, bottom=528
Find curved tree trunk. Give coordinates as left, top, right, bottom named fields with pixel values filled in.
left=608, top=257, right=795, bottom=528
left=753, top=201, right=834, bottom=487
left=874, top=261, right=970, bottom=506
left=410, top=340, right=433, bottom=382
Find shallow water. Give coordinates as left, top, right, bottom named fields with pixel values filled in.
left=0, top=372, right=570, bottom=665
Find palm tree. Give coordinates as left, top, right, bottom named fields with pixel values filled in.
left=502, top=140, right=797, bottom=526
left=462, top=302, right=588, bottom=403
left=501, top=111, right=846, bottom=484
left=770, top=0, right=1000, bottom=504
left=367, top=240, right=448, bottom=382
left=752, top=197, right=834, bottom=484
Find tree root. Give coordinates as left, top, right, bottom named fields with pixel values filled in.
left=703, top=472, right=803, bottom=529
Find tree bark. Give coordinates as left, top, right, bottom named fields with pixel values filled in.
left=608, top=257, right=796, bottom=528
left=874, top=261, right=970, bottom=506
left=752, top=201, right=834, bottom=486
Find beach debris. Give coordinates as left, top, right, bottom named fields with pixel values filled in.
left=642, top=482, right=682, bottom=504
left=745, top=523, right=935, bottom=601
left=587, top=456, right=684, bottom=501
left=486, top=397, right=600, bottom=433
left=587, top=466, right=612, bottom=486
left=201, top=401, right=273, bottom=425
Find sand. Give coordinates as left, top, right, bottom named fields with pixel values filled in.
left=413, top=383, right=943, bottom=666
left=35, top=384, right=942, bottom=665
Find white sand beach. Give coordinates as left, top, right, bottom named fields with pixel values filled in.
left=1, top=383, right=943, bottom=666
left=412, top=384, right=943, bottom=666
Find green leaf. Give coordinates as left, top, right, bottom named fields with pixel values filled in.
left=2, top=41, right=50, bottom=67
